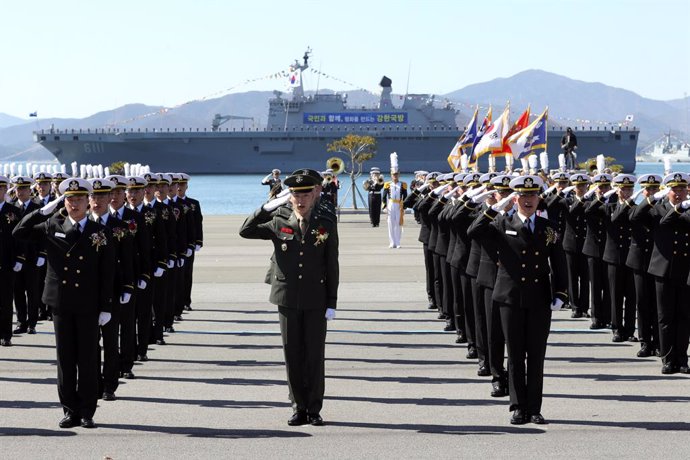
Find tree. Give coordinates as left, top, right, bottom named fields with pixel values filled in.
left=577, top=156, right=623, bottom=173
left=326, top=134, right=377, bottom=209
left=109, top=161, right=126, bottom=175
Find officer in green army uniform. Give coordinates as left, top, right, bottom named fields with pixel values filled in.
left=240, top=168, right=339, bottom=427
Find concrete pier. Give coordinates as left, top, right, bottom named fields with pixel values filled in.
left=2, top=215, right=689, bottom=458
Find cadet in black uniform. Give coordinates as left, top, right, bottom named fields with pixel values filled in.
left=0, top=175, right=24, bottom=347
left=468, top=175, right=568, bottom=425
left=600, top=174, right=637, bottom=342
left=13, top=177, right=115, bottom=429
left=362, top=167, right=384, bottom=227
left=240, top=169, right=339, bottom=426
left=626, top=174, right=662, bottom=357
left=261, top=169, right=283, bottom=197
left=33, top=172, right=55, bottom=322
left=562, top=173, right=591, bottom=318
left=632, top=172, right=690, bottom=374
left=177, top=173, right=203, bottom=311
left=10, top=175, right=41, bottom=335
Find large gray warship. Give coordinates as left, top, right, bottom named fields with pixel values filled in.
left=34, top=51, right=639, bottom=173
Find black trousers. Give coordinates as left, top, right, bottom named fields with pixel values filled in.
left=13, top=264, right=39, bottom=328
left=634, top=270, right=658, bottom=347
left=655, top=278, right=690, bottom=367
left=165, top=265, right=180, bottom=327
left=0, top=269, right=14, bottom=340
left=368, top=193, right=382, bottom=226
left=423, top=245, right=436, bottom=307
left=471, top=276, right=487, bottom=366
left=460, top=272, right=476, bottom=348
left=99, top=308, right=121, bottom=394
left=151, top=272, right=168, bottom=340
left=439, top=255, right=453, bottom=320
left=119, top=296, right=137, bottom=372
left=450, top=266, right=465, bottom=337
left=607, top=263, right=636, bottom=338
left=36, top=263, right=49, bottom=318
left=53, top=310, right=100, bottom=419
left=432, top=253, right=444, bottom=316
left=500, top=304, right=551, bottom=414
left=184, top=252, right=195, bottom=308
left=483, top=286, right=505, bottom=380
left=174, top=262, right=186, bottom=317
left=136, top=282, right=154, bottom=355
left=565, top=251, right=589, bottom=313
left=278, top=306, right=327, bottom=414
left=587, top=256, right=610, bottom=324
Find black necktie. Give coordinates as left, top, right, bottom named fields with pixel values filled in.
left=524, top=219, right=532, bottom=235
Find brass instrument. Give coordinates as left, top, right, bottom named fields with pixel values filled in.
left=377, top=175, right=385, bottom=185
left=363, top=179, right=372, bottom=191
left=326, top=157, right=345, bottom=175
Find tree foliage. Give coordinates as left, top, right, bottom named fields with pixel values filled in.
left=326, top=134, right=377, bottom=209
left=109, top=161, right=126, bottom=175
left=577, top=156, right=623, bottom=173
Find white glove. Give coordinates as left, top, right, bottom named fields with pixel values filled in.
left=137, top=279, right=147, bottom=290
left=562, top=185, right=576, bottom=194
left=261, top=173, right=272, bottom=184
left=153, top=267, right=165, bottom=278
left=603, top=188, right=617, bottom=199
left=471, top=190, right=494, bottom=204
left=417, top=183, right=430, bottom=193
left=98, top=312, right=112, bottom=326
left=167, top=259, right=174, bottom=269
left=325, top=308, right=336, bottom=321
left=583, top=188, right=596, bottom=200
left=195, top=244, right=202, bottom=252
left=443, top=186, right=460, bottom=200
left=13, top=261, right=23, bottom=272
left=680, top=199, right=690, bottom=210
left=185, top=248, right=193, bottom=257
left=631, top=189, right=644, bottom=201
left=464, top=184, right=487, bottom=198
left=39, top=195, right=65, bottom=215
left=431, top=184, right=447, bottom=196
left=491, top=192, right=517, bottom=212
left=120, top=292, right=132, bottom=304
left=36, top=256, right=46, bottom=267
left=542, top=184, right=558, bottom=196
left=262, top=192, right=291, bottom=212
left=177, top=258, right=185, bottom=268
left=550, top=298, right=564, bottom=311
left=654, top=188, right=670, bottom=201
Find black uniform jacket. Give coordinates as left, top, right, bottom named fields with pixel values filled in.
left=602, top=201, right=633, bottom=266
left=13, top=209, right=115, bottom=315
left=0, top=203, right=24, bottom=269
left=468, top=209, right=568, bottom=308
left=240, top=206, right=339, bottom=310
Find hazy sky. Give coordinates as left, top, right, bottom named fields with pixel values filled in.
left=1, top=0, right=688, bottom=119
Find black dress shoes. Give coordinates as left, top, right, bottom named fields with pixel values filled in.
left=466, top=346, right=478, bottom=360
left=679, top=366, right=690, bottom=374
left=637, top=343, right=652, bottom=357
left=455, top=332, right=467, bottom=344
left=287, top=411, right=309, bottom=426
left=27, top=327, right=36, bottom=335
left=443, top=322, right=456, bottom=332
left=102, top=391, right=117, bottom=401
left=490, top=381, right=508, bottom=397
left=510, top=409, right=527, bottom=425
left=136, top=354, right=149, bottom=362
left=165, top=326, right=175, bottom=333
left=612, top=333, right=624, bottom=343
left=477, top=365, right=491, bottom=377
left=122, top=371, right=135, bottom=379
left=13, top=325, right=27, bottom=335
left=184, top=305, right=193, bottom=311
left=589, top=321, right=607, bottom=330
left=0, top=338, right=11, bottom=347
left=530, top=413, right=547, bottom=424
left=174, top=315, right=183, bottom=322
left=81, top=418, right=96, bottom=428
left=661, top=363, right=678, bottom=374
left=156, top=339, right=166, bottom=345
left=59, top=414, right=80, bottom=428
left=308, top=413, right=324, bottom=426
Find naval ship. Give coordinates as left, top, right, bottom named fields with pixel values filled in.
left=33, top=52, right=639, bottom=173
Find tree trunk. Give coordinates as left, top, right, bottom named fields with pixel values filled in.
left=350, top=170, right=358, bottom=209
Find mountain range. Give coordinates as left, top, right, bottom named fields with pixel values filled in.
left=1, top=69, right=688, bottom=162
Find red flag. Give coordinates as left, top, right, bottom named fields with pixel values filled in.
left=497, top=106, right=530, bottom=156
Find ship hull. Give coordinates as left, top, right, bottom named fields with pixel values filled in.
left=35, top=127, right=638, bottom=173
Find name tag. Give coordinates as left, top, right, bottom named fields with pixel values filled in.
left=54, top=232, right=66, bottom=238
left=505, top=230, right=518, bottom=236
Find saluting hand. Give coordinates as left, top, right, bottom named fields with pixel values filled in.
left=39, top=195, right=65, bottom=216
left=491, top=192, right=517, bottom=212
left=263, top=189, right=291, bottom=211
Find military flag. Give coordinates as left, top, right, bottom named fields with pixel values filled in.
left=507, top=107, right=548, bottom=160
left=498, top=105, right=530, bottom=156
left=473, top=104, right=510, bottom=160
left=468, top=106, right=492, bottom=166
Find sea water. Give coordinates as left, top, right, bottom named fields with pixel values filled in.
left=180, top=163, right=676, bottom=215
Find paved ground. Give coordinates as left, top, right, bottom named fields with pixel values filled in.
left=2, top=214, right=689, bottom=459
